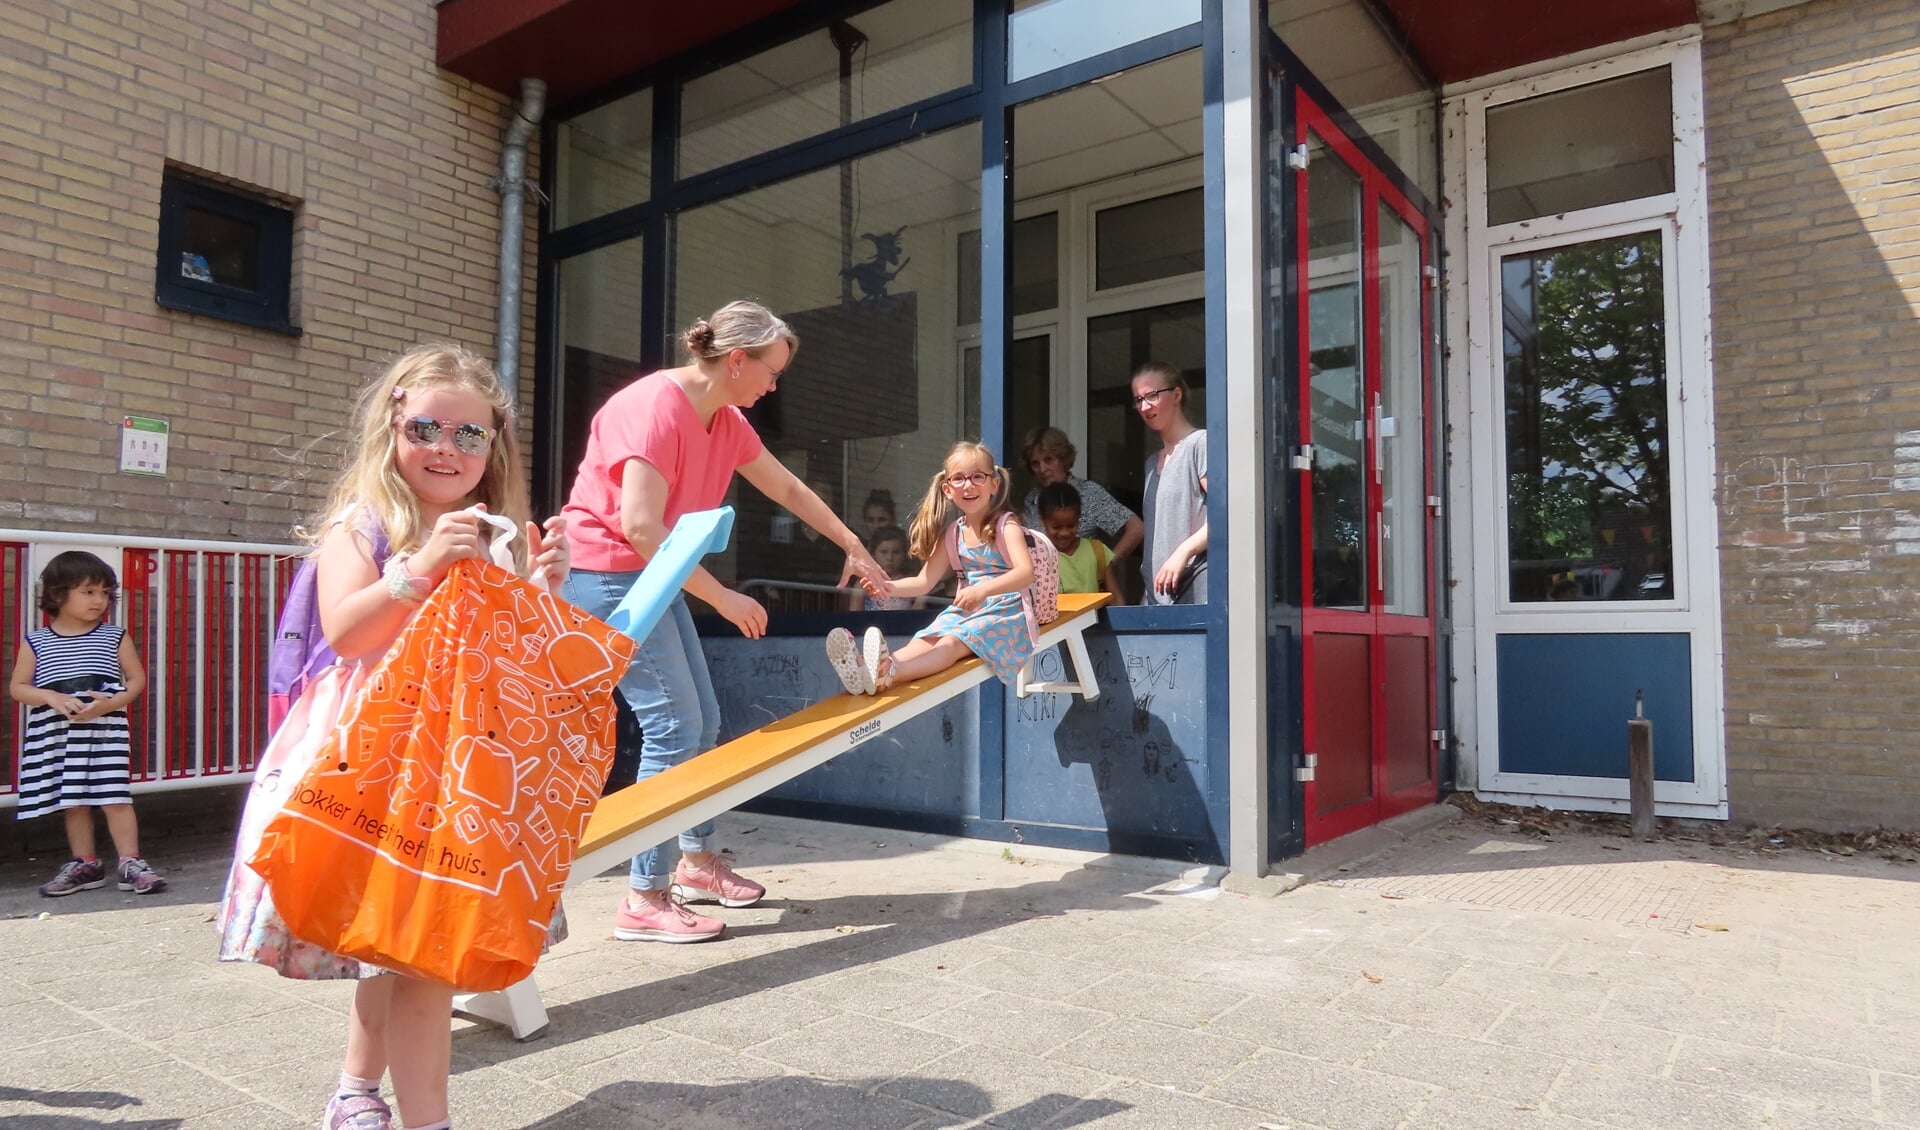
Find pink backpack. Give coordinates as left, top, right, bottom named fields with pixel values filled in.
left=945, top=513, right=1059, bottom=642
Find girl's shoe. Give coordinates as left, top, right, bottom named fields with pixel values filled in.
left=321, top=1093, right=393, bottom=1130
left=116, top=856, right=165, bottom=895
left=826, top=627, right=873, bottom=695
left=39, top=858, right=106, bottom=897
left=863, top=627, right=894, bottom=692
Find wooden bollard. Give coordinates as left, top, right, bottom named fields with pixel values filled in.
left=1628, top=691, right=1655, bottom=841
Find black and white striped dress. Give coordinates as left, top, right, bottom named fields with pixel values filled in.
left=17, top=623, right=133, bottom=820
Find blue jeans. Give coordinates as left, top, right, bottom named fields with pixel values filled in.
left=564, top=569, right=719, bottom=890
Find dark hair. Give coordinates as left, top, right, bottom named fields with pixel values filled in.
left=38, top=550, right=118, bottom=616
left=862, top=488, right=896, bottom=517
left=1035, top=480, right=1083, bottom=518
left=868, top=524, right=909, bottom=551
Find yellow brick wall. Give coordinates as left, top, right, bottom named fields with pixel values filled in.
left=0, top=0, right=538, bottom=545
left=1706, top=0, right=1920, bottom=828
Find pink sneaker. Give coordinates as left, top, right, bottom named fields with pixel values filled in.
left=671, top=854, right=766, bottom=908
left=613, top=891, right=723, bottom=943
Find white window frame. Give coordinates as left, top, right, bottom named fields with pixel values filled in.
left=1445, top=35, right=1727, bottom=817
left=951, top=158, right=1205, bottom=463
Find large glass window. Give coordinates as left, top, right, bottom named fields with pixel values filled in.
left=1501, top=231, right=1673, bottom=603
left=675, top=124, right=981, bottom=603
left=1007, top=0, right=1200, bottom=83
left=679, top=0, right=972, bottom=178
left=555, top=86, right=652, bottom=228
left=554, top=238, right=647, bottom=486
left=1486, top=67, right=1675, bottom=225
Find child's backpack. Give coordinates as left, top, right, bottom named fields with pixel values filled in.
left=266, top=522, right=389, bottom=731
left=945, top=513, right=1059, bottom=643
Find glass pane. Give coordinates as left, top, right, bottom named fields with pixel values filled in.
left=555, top=239, right=647, bottom=485
left=1268, top=0, right=1437, bottom=208
left=182, top=206, right=259, bottom=290
left=1502, top=231, right=1674, bottom=603
left=1487, top=67, right=1674, bottom=226
left=679, top=0, right=972, bottom=178
left=675, top=124, right=980, bottom=599
left=1013, top=49, right=1201, bottom=199
left=1306, top=141, right=1366, bottom=610
left=961, top=334, right=1052, bottom=489
left=555, top=86, right=652, bottom=228
left=1085, top=299, right=1206, bottom=523
left=957, top=212, right=1061, bottom=325
left=1095, top=188, right=1204, bottom=290
left=1378, top=202, right=1425, bottom=616
left=1008, top=0, right=1200, bottom=83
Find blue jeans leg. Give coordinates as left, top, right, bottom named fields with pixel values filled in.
left=563, top=570, right=722, bottom=891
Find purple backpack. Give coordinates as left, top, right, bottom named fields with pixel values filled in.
left=267, top=522, right=389, bottom=730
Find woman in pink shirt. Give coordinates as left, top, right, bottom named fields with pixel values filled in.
left=562, top=301, right=889, bottom=943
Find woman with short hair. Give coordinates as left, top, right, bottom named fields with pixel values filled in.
left=1018, top=426, right=1142, bottom=595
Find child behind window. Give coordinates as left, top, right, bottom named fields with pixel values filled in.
left=1037, top=482, right=1121, bottom=598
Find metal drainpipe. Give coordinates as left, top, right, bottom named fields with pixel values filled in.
left=495, top=77, right=546, bottom=400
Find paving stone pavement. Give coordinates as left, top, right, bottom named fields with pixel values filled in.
left=2, top=807, right=1917, bottom=1129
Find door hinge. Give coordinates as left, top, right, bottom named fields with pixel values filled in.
left=1426, top=494, right=1443, bottom=517
left=1287, top=144, right=1310, bottom=170
left=1295, top=752, right=1317, bottom=782
left=1431, top=729, right=1449, bottom=749
left=1422, top=264, right=1440, bottom=289
left=1291, top=444, right=1314, bottom=471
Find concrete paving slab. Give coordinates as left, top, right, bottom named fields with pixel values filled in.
left=5, top=804, right=1920, bottom=1127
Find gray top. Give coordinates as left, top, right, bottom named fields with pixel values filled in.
left=1142, top=430, right=1208, bottom=605
left=1022, top=473, right=1138, bottom=542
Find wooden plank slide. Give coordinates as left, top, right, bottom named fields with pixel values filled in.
left=455, top=590, right=1112, bottom=1039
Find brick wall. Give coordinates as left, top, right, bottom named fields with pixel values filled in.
left=1706, top=0, right=1920, bottom=828
left=0, top=0, right=538, bottom=546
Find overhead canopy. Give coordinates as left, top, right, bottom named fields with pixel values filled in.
left=437, top=0, right=1699, bottom=110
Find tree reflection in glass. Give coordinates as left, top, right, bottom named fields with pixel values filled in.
left=1502, top=231, right=1673, bottom=603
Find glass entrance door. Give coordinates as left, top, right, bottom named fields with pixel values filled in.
left=1296, top=90, right=1437, bottom=845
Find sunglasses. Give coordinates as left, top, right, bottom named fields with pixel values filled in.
left=398, top=415, right=495, bottom=456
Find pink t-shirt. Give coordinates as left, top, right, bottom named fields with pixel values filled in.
left=563, top=371, right=765, bottom=572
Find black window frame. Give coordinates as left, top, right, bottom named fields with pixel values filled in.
left=155, top=170, right=299, bottom=335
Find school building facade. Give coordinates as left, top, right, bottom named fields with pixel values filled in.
left=2, top=0, right=1916, bottom=878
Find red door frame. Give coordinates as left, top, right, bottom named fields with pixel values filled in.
left=1296, top=89, right=1438, bottom=846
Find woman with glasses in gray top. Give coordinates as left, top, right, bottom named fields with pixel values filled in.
left=1133, top=361, right=1209, bottom=605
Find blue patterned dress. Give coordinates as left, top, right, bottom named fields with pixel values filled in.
left=915, top=521, right=1035, bottom=683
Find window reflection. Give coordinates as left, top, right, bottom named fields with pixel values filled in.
left=674, top=125, right=980, bottom=607
left=1008, top=0, right=1200, bottom=82
left=1502, top=231, right=1674, bottom=603
left=1306, top=144, right=1366, bottom=610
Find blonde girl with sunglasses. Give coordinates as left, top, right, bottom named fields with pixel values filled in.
left=216, top=343, right=568, bottom=1130
left=826, top=441, right=1036, bottom=695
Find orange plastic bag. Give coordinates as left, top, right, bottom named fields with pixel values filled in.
left=250, top=558, right=636, bottom=990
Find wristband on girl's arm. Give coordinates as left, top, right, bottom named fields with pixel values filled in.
left=383, top=554, right=433, bottom=603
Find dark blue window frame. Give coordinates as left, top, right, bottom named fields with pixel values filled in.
left=154, top=169, right=298, bottom=336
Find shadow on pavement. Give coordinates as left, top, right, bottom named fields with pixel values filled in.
left=517, top=1077, right=1129, bottom=1129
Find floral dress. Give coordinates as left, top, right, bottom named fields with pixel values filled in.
left=914, top=521, right=1035, bottom=684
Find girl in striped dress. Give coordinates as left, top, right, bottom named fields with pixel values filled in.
left=7, top=550, right=164, bottom=896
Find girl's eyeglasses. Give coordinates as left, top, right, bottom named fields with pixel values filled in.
left=398, top=415, right=494, bottom=456
left=944, top=471, right=996, bottom=489
left=1131, top=386, right=1178, bottom=410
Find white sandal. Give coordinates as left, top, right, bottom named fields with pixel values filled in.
left=826, top=627, right=873, bottom=695
left=863, top=627, right=893, bottom=693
